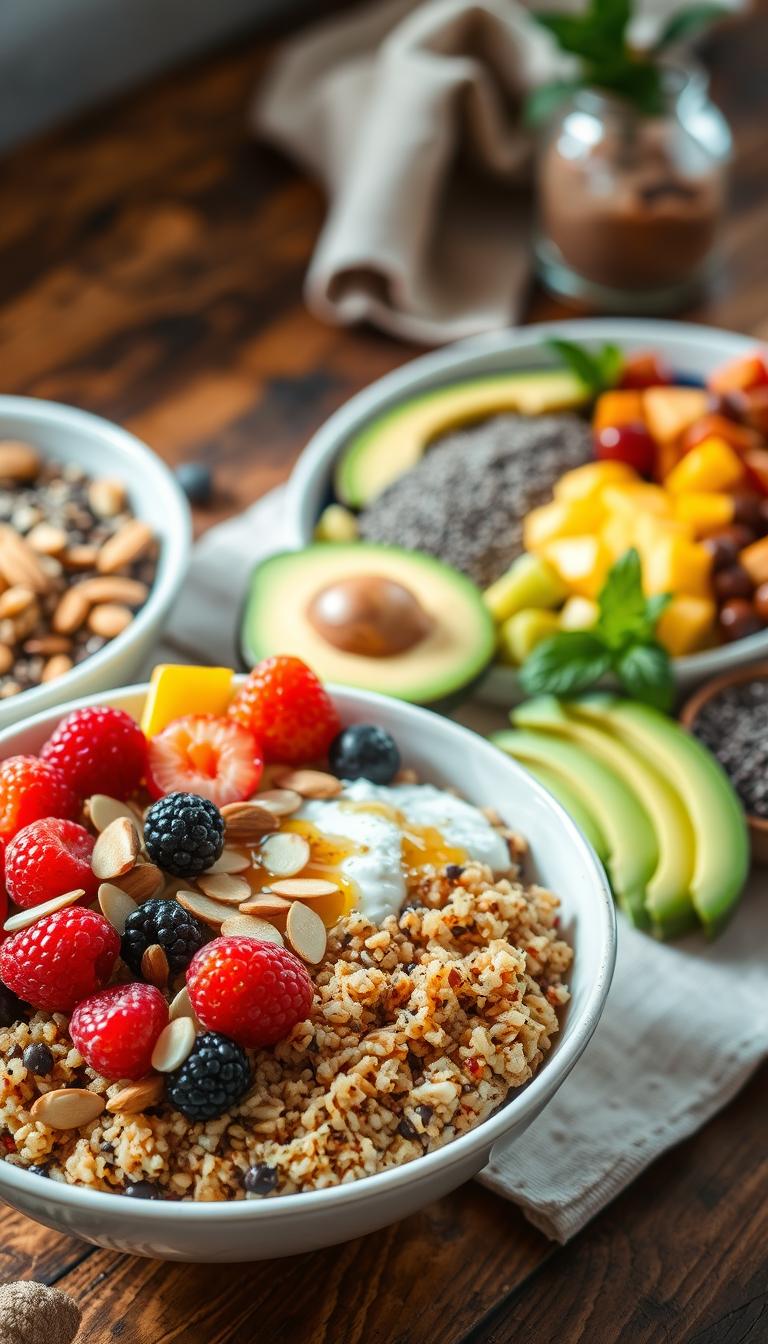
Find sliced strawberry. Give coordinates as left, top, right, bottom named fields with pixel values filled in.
left=146, top=715, right=263, bottom=807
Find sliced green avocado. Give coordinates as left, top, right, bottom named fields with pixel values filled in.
left=572, top=696, right=749, bottom=936
left=515, top=759, right=609, bottom=864
left=240, top=543, right=495, bottom=706
left=336, top=369, right=589, bottom=508
left=491, top=728, right=657, bottom=930
left=513, top=697, right=697, bottom=939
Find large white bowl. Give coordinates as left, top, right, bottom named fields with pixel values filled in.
left=0, top=397, right=191, bottom=727
left=0, top=679, right=614, bottom=1262
left=284, top=318, right=768, bottom=706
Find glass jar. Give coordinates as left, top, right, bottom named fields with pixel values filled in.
left=534, top=66, right=731, bottom=312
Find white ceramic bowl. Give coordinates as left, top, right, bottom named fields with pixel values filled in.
left=0, top=679, right=614, bottom=1262
left=0, top=396, right=191, bottom=727
left=284, top=318, right=768, bottom=706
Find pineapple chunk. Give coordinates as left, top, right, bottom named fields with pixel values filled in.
left=665, top=438, right=746, bottom=494
left=656, top=596, right=716, bottom=656
left=642, top=535, right=713, bottom=599
left=141, top=664, right=234, bottom=738
left=541, top=535, right=612, bottom=599
left=559, top=595, right=599, bottom=631
left=497, top=609, right=561, bottom=665
left=523, top=497, right=605, bottom=551
left=634, top=514, right=694, bottom=551
left=673, top=492, right=735, bottom=536
left=483, top=553, right=566, bottom=623
left=554, top=461, right=638, bottom=503
left=602, top=482, right=672, bottom=517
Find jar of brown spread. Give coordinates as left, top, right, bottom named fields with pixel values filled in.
left=535, top=67, right=731, bottom=312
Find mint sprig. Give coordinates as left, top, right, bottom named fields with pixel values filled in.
left=519, top=549, right=675, bottom=711
left=546, top=338, right=623, bottom=399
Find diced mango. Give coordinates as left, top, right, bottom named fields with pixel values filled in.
left=593, top=391, right=645, bottom=434
left=483, top=553, right=566, bottom=623
left=634, top=514, right=694, bottom=552
left=601, top=514, right=636, bottom=561
left=554, top=460, right=638, bottom=502
left=683, top=413, right=760, bottom=457
left=141, top=664, right=235, bottom=737
left=656, top=596, right=717, bottom=656
left=602, top=482, right=672, bottom=517
left=559, top=595, right=599, bottom=631
left=673, top=492, right=735, bottom=536
left=497, top=609, right=561, bottom=665
left=541, top=535, right=612, bottom=599
left=641, top=535, right=713, bottom=599
left=523, top=497, right=605, bottom=551
left=665, top=438, right=746, bottom=495
left=739, top=535, right=768, bottom=586
left=643, top=387, right=710, bottom=444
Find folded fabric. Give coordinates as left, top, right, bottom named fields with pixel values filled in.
left=154, top=486, right=768, bottom=1243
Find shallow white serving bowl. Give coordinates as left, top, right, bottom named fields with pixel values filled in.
left=0, top=397, right=191, bottom=727
left=0, top=679, right=614, bottom=1262
left=284, top=318, right=768, bottom=706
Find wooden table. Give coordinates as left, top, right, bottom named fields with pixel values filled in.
left=1, top=9, right=767, bottom=1341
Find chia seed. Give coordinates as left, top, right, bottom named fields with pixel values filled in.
left=358, top=413, right=592, bottom=587
left=692, top=678, right=768, bottom=817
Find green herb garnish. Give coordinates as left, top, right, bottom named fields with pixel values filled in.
left=546, top=338, right=623, bottom=398
left=519, top=549, right=675, bottom=710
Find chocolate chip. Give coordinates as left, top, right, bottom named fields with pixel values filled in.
left=445, top=864, right=464, bottom=880
left=22, top=1043, right=54, bottom=1076
left=397, top=1117, right=418, bottom=1140
left=243, top=1163, right=279, bottom=1195
left=416, top=1104, right=434, bottom=1127
left=124, top=1180, right=162, bottom=1200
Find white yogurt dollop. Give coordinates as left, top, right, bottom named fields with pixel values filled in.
left=295, top=780, right=510, bottom=923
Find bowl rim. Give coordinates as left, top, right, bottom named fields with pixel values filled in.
left=0, top=679, right=616, bottom=1222
left=0, top=395, right=192, bottom=719
left=284, top=317, right=768, bottom=685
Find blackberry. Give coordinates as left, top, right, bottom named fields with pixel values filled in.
left=121, top=898, right=207, bottom=978
left=143, top=792, right=224, bottom=878
left=167, top=1032, right=251, bottom=1122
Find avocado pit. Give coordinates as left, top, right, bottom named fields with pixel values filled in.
left=307, top=574, right=433, bottom=658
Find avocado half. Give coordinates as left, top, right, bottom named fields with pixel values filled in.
left=240, top=543, right=496, bottom=706
left=335, top=369, right=589, bottom=508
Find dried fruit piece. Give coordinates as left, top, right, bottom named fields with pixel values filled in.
left=151, top=1017, right=196, bottom=1073
left=98, top=882, right=139, bottom=935
left=91, top=817, right=140, bottom=880
left=196, top=873, right=251, bottom=905
left=259, top=832, right=310, bottom=878
left=30, top=1088, right=106, bottom=1130
left=286, top=900, right=327, bottom=965
left=3, top=888, right=85, bottom=933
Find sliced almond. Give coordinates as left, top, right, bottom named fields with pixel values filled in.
left=176, top=889, right=233, bottom=930
left=254, top=788, right=303, bottom=817
left=274, top=769, right=342, bottom=799
left=88, top=794, right=140, bottom=834
left=41, top=653, right=73, bottom=683
left=286, top=900, right=327, bottom=965
left=30, top=1088, right=106, bottom=1130
left=0, top=585, right=35, bottom=619
left=259, top=831, right=310, bottom=878
left=97, top=519, right=154, bottom=574
left=206, top=848, right=251, bottom=875
left=73, top=576, right=148, bottom=606
left=220, top=914, right=284, bottom=944
left=268, top=878, right=340, bottom=901
left=115, top=863, right=164, bottom=902
left=87, top=603, right=133, bottom=638
left=98, top=882, right=139, bottom=935
left=26, top=522, right=68, bottom=556
left=220, top=802, right=278, bottom=844
left=151, top=1017, right=196, bottom=1073
left=196, top=873, right=251, bottom=906
left=168, top=985, right=197, bottom=1024
left=4, top=889, right=85, bottom=933
left=88, top=478, right=127, bottom=519
left=53, top=586, right=90, bottom=634
left=0, top=440, right=41, bottom=481
left=238, top=894, right=292, bottom=919
left=106, top=1073, right=165, bottom=1114
left=141, top=943, right=169, bottom=989
left=0, top=526, right=50, bottom=593
left=91, top=816, right=140, bottom=881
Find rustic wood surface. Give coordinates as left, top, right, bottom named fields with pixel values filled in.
left=0, top=5, right=767, bottom=1341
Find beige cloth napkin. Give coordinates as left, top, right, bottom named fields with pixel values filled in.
left=153, top=487, right=768, bottom=1243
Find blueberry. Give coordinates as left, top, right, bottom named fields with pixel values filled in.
left=27, top=1165, right=49, bottom=1179
left=670, top=371, right=706, bottom=388
left=243, top=1163, right=279, bottom=1196
left=124, top=1180, right=162, bottom=1199
left=329, top=724, right=401, bottom=784
left=175, top=462, right=213, bottom=505
left=22, top=1043, right=54, bottom=1076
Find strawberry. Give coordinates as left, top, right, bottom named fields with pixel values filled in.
left=146, top=715, right=263, bottom=807
left=228, top=656, right=341, bottom=764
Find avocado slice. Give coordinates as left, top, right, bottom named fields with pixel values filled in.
left=336, top=370, right=588, bottom=508
left=515, top=759, right=609, bottom=864
left=513, top=697, right=697, bottom=939
left=572, top=696, right=749, bottom=936
left=491, top=728, right=657, bottom=929
left=240, top=543, right=495, bottom=706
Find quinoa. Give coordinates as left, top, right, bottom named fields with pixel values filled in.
left=358, top=413, right=592, bottom=587
left=0, top=863, right=571, bottom=1201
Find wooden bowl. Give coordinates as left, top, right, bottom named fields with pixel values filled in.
left=680, top=661, right=768, bottom=865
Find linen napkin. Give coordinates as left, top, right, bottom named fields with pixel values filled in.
left=253, top=0, right=742, bottom=346
left=154, top=486, right=768, bottom=1243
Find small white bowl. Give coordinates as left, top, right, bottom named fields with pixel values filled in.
left=0, top=397, right=191, bottom=728
left=0, top=679, right=614, bottom=1262
left=284, top=318, right=768, bottom=706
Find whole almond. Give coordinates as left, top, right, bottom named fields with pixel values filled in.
left=176, top=890, right=234, bottom=930
left=24, top=634, right=72, bottom=656
left=268, top=878, right=339, bottom=901
left=63, top=544, right=99, bottom=570
left=74, top=576, right=148, bottom=606
left=91, top=816, right=140, bottom=881
left=254, top=788, right=303, bottom=817
left=0, top=440, right=40, bottom=481
left=274, top=769, right=342, bottom=799
left=116, top=863, right=164, bottom=902
left=220, top=914, right=284, bottom=944
left=88, top=794, right=140, bottom=833
left=98, top=882, right=139, bottom=935
left=106, top=1074, right=165, bottom=1114
left=53, top=587, right=90, bottom=634
left=196, top=873, right=251, bottom=906
left=238, top=894, right=292, bottom=919
left=221, top=802, right=278, bottom=844
left=286, top=900, right=327, bottom=965
left=89, top=478, right=126, bottom=519
left=259, top=831, right=310, bottom=878
left=41, top=653, right=73, bottom=683
left=141, top=943, right=170, bottom=989
left=206, top=848, right=250, bottom=875
left=88, top=603, right=133, bottom=638
left=4, top=888, right=85, bottom=933
left=0, top=646, right=12, bottom=675
left=0, top=586, right=35, bottom=619
left=26, top=522, right=68, bottom=555
left=151, top=1017, right=196, bottom=1073
left=30, top=1088, right=106, bottom=1130
left=97, top=520, right=154, bottom=574
left=0, top=527, right=49, bottom=593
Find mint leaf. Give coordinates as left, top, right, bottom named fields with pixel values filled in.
left=645, top=592, right=672, bottom=627
left=594, top=0, right=632, bottom=43
left=655, top=4, right=727, bottom=49
left=546, top=338, right=623, bottom=397
left=519, top=632, right=612, bottom=697
left=596, top=343, right=624, bottom=390
left=614, top=641, right=675, bottom=710
left=596, top=549, right=648, bottom=646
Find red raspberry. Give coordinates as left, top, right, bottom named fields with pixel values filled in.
left=41, top=706, right=148, bottom=800
left=70, top=983, right=169, bottom=1081
left=228, top=656, right=341, bottom=764
left=186, top=936, right=313, bottom=1049
left=0, top=906, right=119, bottom=1013
left=5, top=818, right=99, bottom=910
left=0, top=756, right=78, bottom=843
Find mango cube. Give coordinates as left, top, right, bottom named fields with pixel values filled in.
left=483, top=553, right=566, bottom=623
left=634, top=514, right=694, bottom=551
left=523, top=497, right=605, bottom=551
left=541, top=535, right=611, bottom=599
left=740, top=535, right=768, bottom=586
left=554, top=460, right=638, bottom=502
left=641, top=535, right=713, bottom=599
left=497, top=609, right=560, bottom=665
left=656, top=596, right=716, bottom=656
left=673, top=492, right=735, bottom=536
left=559, top=595, right=599, bottom=631
left=593, top=391, right=645, bottom=433
left=141, top=664, right=235, bottom=737
left=601, top=515, right=637, bottom=561
left=601, top=482, right=672, bottom=518
left=665, top=438, right=746, bottom=494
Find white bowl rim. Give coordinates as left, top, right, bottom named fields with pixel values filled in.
left=0, top=395, right=192, bottom=718
left=285, top=317, right=768, bottom=685
left=0, top=680, right=616, bottom=1222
